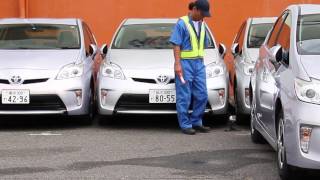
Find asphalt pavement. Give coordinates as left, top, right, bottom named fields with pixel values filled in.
left=0, top=115, right=283, bottom=180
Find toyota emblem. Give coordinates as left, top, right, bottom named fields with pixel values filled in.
left=156, top=75, right=170, bottom=85
left=9, top=76, right=23, bottom=85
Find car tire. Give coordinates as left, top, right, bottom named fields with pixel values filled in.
left=277, top=110, right=296, bottom=180
left=250, top=97, right=265, bottom=144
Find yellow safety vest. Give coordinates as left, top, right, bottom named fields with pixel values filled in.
left=180, top=16, right=205, bottom=59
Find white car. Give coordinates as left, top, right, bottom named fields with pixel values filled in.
left=97, top=18, right=228, bottom=120
left=0, top=18, right=98, bottom=123
left=230, top=17, right=276, bottom=122
left=250, top=4, right=320, bottom=179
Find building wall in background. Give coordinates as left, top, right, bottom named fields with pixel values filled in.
left=1, top=0, right=320, bottom=70
left=1, top=0, right=320, bottom=46
left=0, top=0, right=20, bottom=18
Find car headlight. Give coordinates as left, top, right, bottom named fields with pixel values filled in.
left=243, top=63, right=254, bottom=76
left=56, top=63, right=83, bottom=80
left=295, top=78, right=320, bottom=104
left=101, top=62, right=125, bottom=80
left=206, top=63, right=225, bottom=78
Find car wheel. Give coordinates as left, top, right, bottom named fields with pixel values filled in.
left=277, top=110, right=294, bottom=180
left=250, top=98, right=265, bottom=144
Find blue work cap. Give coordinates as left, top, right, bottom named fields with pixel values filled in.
left=194, top=0, right=211, bottom=17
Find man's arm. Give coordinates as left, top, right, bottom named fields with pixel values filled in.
left=173, top=45, right=183, bottom=77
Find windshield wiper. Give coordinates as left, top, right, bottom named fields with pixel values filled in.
left=59, top=46, right=79, bottom=49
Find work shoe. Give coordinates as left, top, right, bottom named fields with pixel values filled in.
left=193, top=126, right=210, bottom=133
left=181, top=128, right=196, bottom=135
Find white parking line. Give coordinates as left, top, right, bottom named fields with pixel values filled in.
left=235, top=133, right=251, bottom=136
left=28, top=131, right=62, bottom=136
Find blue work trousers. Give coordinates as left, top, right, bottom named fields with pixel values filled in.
left=175, top=59, right=208, bottom=129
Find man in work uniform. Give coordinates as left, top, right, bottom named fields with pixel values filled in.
left=170, top=0, right=211, bottom=135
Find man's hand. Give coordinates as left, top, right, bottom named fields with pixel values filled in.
left=174, top=61, right=183, bottom=77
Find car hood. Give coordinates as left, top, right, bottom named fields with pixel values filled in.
left=0, top=50, right=80, bottom=70
left=244, top=48, right=260, bottom=63
left=300, top=55, right=320, bottom=79
left=108, top=49, right=219, bottom=70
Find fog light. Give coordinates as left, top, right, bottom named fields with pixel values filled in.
left=75, top=90, right=82, bottom=106
left=101, top=89, right=108, bottom=106
left=218, top=89, right=225, bottom=105
left=245, top=88, right=250, bottom=106
left=300, top=126, right=312, bottom=153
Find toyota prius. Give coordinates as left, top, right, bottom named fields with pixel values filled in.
left=97, top=18, right=229, bottom=120
left=0, top=18, right=98, bottom=123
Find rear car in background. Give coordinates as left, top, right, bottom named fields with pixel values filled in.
left=250, top=5, right=320, bottom=179
left=230, top=17, right=276, bottom=122
left=97, top=18, right=229, bottom=120
left=0, top=18, right=98, bottom=123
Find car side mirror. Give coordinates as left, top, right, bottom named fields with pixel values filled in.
left=100, top=44, right=108, bottom=56
left=231, top=43, right=240, bottom=57
left=219, top=43, right=226, bottom=59
left=270, top=45, right=283, bottom=63
left=89, top=44, right=97, bottom=57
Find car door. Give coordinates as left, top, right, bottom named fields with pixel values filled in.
left=256, top=12, right=288, bottom=135
left=257, top=12, right=291, bottom=139
left=265, top=12, right=292, bottom=138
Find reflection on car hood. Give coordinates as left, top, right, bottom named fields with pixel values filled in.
left=0, top=50, right=80, bottom=70
left=244, top=48, right=260, bottom=63
left=300, top=55, right=320, bottom=79
left=108, top=49, right=218, bottom=70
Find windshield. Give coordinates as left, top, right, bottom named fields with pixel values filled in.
left=112, top=23, right=215, bottom=49
left=247, top=23, right=274, bottom=48
left=0, top=24, right=80, bottom=49
left=297, top=14, right=320, bottom=55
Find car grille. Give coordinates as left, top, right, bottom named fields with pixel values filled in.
left=0, top=95, right=66, bottom=111
left=0, top=78, right=49, bottom=85
left=131, top=78, right=175, bottom=84
left=23, top=78, right=49, bottom=84
left=0, top=80, right=9, bottom=84
left=114, top=94, right=210, bottom=112
left=132, top=78, right=157, bottom=84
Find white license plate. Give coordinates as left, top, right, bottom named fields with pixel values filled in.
left=149, top=89, right=176, bottom=103
left=2, top=90, right=30, bottom=104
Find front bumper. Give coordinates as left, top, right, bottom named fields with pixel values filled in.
left=0, top=76, right=91, bottom=115
left=285, top=100, right=320, bottom=169
left=97, top=74, right=229, bottom=115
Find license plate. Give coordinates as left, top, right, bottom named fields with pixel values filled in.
left=149, top=89, right=176, bottom=103
left=2, top=90, right=30, bottom=104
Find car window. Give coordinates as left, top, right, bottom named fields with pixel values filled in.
left=205, top=28, right=215, bottom=49
left=247, top=23, right=274, bottom=48
left=233, top=21, right=246, bottom=45
left=297, top=14, right=320, bottom=55
left=267, top=13, right=288, bottom=48
left=82, top=23, right=92, bottom=56
left=276, top=13, right=291, bottom=52
left=0, top=24, right=80, bottom=49
left=83, top=23, right=96, bottom=45
left=237, top=21, right=247, bottom=52
left=112, top=23, right=215, bottom=49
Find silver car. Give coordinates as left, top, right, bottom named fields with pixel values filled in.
left=230, top=17, right=276, bottom=122
left=0, top=18, right=98, bottom=122
left=250, top=5, right=320, bottom=179
left=97, top=18, right=228, bottom=119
